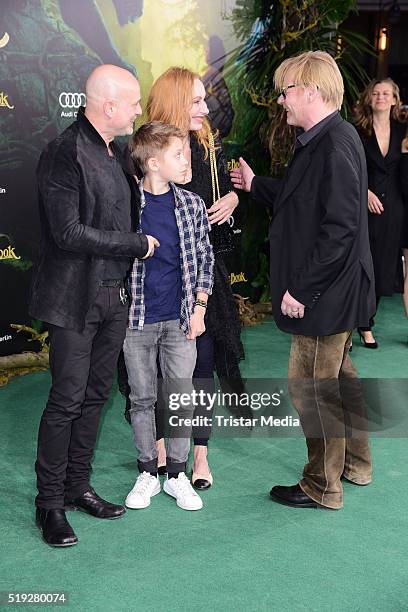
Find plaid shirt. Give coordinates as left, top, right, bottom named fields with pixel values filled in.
left=128, top=179, right=214, bottom=334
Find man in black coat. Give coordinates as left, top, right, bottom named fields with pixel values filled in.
left=231, top=51, right=375, bottom=510
left=30, top=64, right=158, bottom=546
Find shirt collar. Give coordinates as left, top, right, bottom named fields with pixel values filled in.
left=139, top=178, right=187, bottom=210
left=77, top=106, right=118, bottom=154
left=295, top=110, right=339, bottom=149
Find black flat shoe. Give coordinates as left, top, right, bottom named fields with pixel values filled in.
left=65, top=487, right=126, bottom=519
left=269, top=484, right=321, bottom=508
left=36, top=508, right=78, bottom=547
left=357, top=329, right=378, bottom=349
left=192, top=478, right=212, bottom=490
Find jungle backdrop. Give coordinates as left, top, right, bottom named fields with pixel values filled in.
left=0, top=0, right=368, bottom=366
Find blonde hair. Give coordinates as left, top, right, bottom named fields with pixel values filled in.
left=130, top=121, right=184, bottom=173
left=274, top=50, right=344, bottom=110
left=354, top=78, right=407, bottom=135
left=147, top=66, right=213, bottom=157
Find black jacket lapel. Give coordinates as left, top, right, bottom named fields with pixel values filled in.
left=274, top=113, right=343, bottom=215
left=365, top=130, right=387, bottom=171
left=273, top=147, right=313, bottom=215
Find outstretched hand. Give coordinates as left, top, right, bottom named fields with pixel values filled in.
left=230, top=157, right=255, bottom=192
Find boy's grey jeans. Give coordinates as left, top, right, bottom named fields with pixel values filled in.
left=123, top=319, right=197, bottom=474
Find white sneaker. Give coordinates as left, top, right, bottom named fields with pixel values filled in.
left=125, top=472, right=161, bottom=509
left=163, top=472, right=203, bottom=511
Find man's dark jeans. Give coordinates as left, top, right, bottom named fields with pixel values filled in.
left=35, top=285, right=128, bottom=509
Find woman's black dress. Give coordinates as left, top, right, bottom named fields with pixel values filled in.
left=180, top=134, right=244, bottom=379
left=358, top=121, right=408, bottom=296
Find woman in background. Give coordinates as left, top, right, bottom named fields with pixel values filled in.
left=354, top=78, right=408, bottom=347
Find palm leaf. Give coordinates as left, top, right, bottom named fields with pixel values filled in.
left=225, top=0, right=372, bottom=172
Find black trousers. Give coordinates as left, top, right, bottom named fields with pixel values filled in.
left=35, top=286, right=128, bottom=509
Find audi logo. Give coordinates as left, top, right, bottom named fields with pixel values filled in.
left=227, top=215, right=235, bottom=228
left=59, top=92, right=86, bottom=108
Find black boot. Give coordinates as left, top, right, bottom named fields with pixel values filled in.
left=269, top=484, right=322, bottom=508
left=36, top=508, right=78, bottom=547
left=65, top=487, right=126, bottom=519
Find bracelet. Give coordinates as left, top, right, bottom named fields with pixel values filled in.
left=194, top=300, right=207, bottom=309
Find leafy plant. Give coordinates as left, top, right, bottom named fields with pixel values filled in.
left=226, top=0, right=373, bottom=174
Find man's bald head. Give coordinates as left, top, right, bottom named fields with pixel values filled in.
left=84, top=64, right=142, bottom=141
left=86, top=64, right=138, bottom=103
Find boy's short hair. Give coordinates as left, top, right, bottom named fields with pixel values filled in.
left=130, top=121, right=184, bottom=173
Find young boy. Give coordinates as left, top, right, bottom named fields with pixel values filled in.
left=124, top=121, right=214, bottom=511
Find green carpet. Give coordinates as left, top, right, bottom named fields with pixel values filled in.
left=0, top=296, right=407, bottom=611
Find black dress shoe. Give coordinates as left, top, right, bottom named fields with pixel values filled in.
left=36, top=508, right=78, bottom=547
left=269, top=484, right=321, bottom=508
left=157, top=466, right=167, bottom=476
left=65, top=487, right=126, bottom=519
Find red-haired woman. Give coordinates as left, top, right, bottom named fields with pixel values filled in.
left=146, top=67, right=244, bottom=488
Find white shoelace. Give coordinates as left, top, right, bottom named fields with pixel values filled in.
left=133, top=472, right=155, bottom=494
left=171, top=473, right=196, bottom=498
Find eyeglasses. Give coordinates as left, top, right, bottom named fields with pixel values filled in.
left=278, top=84, right=297, bottom=99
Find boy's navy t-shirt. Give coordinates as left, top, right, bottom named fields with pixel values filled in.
left=141, top=189, right=182, bottom=324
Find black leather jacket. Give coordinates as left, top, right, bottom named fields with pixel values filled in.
left=29, top=108, right=148, bottom=331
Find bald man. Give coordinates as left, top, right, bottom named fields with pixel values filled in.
left=30, top=65, right=158, bottom=547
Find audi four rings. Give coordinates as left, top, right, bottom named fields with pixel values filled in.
left=59, top=92, right=87, bottom=108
